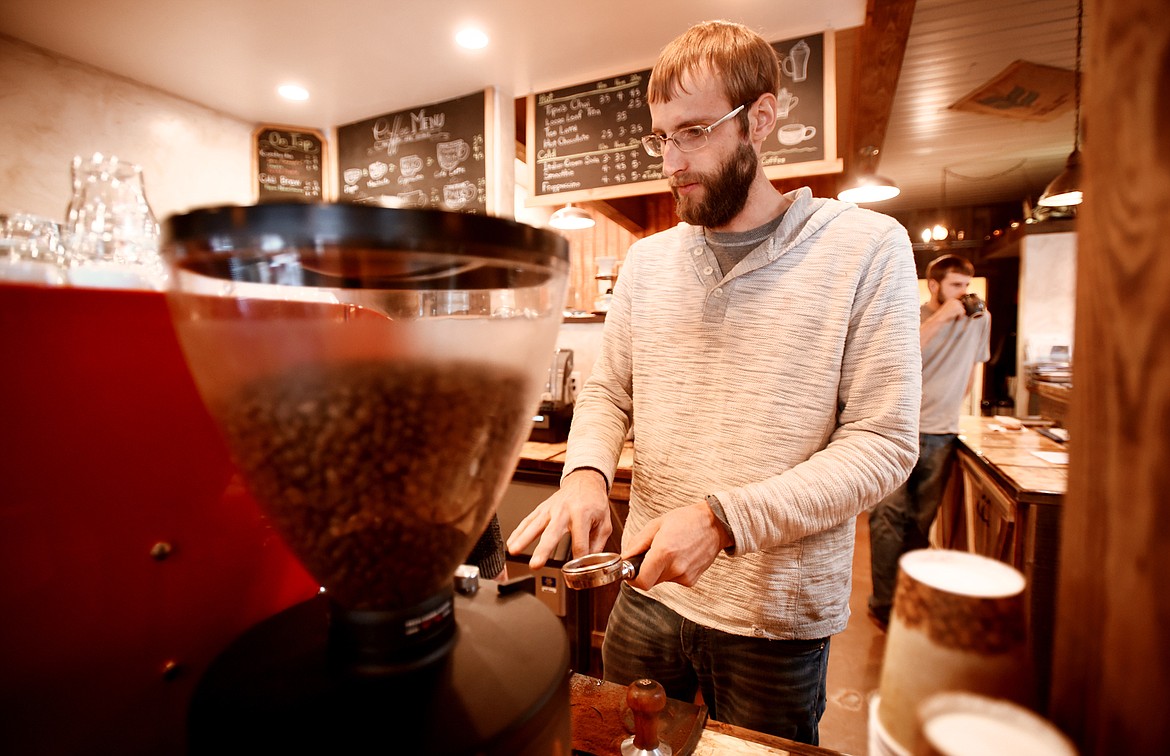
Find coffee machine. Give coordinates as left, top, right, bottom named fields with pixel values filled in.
left=531, top=348, right=574, bottom=443
left=162, top=204, right=573, bottom=754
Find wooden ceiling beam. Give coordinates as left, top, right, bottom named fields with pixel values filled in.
left=845, top=0, right=917, bottom=177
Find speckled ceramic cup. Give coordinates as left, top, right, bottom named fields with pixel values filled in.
left=876, top=549, right=1032, bottom=751
left=914, top=691, right=1077, bottom=756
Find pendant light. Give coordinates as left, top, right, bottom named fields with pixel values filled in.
left=548, top=203, right=595, bottom=230
left=837, top=146, right=900, bottom=204
left=1038, top=0, right=1084, bottom=207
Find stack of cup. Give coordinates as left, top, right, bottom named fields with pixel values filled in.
left=870, top=549, right=1033, bottom=754
left=915, top=691, right=1077, bottom=755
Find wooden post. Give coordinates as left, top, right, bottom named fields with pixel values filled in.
left=1049, top=0, right=1170, bottom=752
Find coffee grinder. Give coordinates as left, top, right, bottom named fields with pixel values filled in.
left=162, top=204, right=572, bottom=754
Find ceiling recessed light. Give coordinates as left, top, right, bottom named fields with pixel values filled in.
left=277, top=84, right=310, bottom=101
left=455, top=27, right=489, bottom=50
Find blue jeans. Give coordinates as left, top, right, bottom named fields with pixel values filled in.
left=601, top=584, right=830, bottom=745
left=868, top=432, right=957, bottom=616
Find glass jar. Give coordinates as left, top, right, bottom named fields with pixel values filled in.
left=63, top=153, right=166, bottom=290
left=0, top=212, right=66, bottom=285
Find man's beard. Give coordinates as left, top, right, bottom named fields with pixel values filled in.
left=671, top=142, right=757, bottom=228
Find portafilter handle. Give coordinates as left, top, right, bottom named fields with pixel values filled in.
left=621, top=678, right=672, bottom=756
left=561, top=551, right=645, bottom=590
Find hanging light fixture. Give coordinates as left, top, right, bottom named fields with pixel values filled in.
left=1038, top=0, right=1084, bottom=207
left=837, top=146, right=900, bottom=204
left=548, top=203, right=595, bottom=230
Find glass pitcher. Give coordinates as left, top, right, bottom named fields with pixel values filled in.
left=63, top=153, right=166, bottom=290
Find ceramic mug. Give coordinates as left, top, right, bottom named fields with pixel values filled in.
left=876, top=550, right=1032, bottom=752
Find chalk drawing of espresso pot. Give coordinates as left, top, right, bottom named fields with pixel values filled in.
left=776, top=88, right=799, bottom=119
left=437, top=139, right=470, bottom=171
left=443, top=181, right=478, bottom=209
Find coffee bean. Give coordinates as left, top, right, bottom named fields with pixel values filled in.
left=218, top=359, right=529, bottom=610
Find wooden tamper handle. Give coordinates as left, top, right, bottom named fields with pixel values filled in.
left=622, top=678, right=673, bottom=756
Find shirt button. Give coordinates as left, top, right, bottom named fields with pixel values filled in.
left=753, top=627, right=765, bottom=637
left=713, top=289, right=724, bottom=298
left=693, top=248, right=703, bottom=256
left=703, top=266, right=713, bottom=276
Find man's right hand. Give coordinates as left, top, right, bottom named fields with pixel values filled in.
left=936, top=297, right=966, bottom=321
left=505, top=468, right=613, bottom=569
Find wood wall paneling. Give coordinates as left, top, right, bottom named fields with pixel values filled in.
left=1049, top=0, right=1170, bottom=753
left=556, top=211, right=638, bottom=313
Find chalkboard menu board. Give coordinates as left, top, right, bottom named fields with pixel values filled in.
left=529, top=70, right=658, bottom=201
left=760, top=34, right=830, bottom=170
left=253, top=126, right=325, bottom=203
left=527, top=32, right=840, bottom=206
left=336, top=90, right=489, bottom=214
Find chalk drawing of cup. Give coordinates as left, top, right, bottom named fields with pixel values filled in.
left=776, top=88, right=799, bottom=119
left=400, top=154, right=423, bottom=177
left=343, top=168, right=363, bottom=185
left=778, top=123, right=817, bottom=146
left=368, top=161, right=388, bottom=180
left=783, top=39, right=810, bottom=82
left=397, top=190, right=428, bottom=208
left=443, top=180, right=478, bottom=209
left=437, top=139, right=471, bottom=171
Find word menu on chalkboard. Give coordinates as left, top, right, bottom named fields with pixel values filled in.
left=527, top=32, right=839, bottom=206
left=336, top=90, right=489, bottom=214
left=253, top=126, right=325, bottom=203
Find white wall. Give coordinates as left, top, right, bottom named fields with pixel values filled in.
left=0, top=36, right=255, bottom=225
left=1015, top=231, right=1077, bottom=413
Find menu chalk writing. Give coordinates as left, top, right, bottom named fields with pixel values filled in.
left=526, top=32, right=837, bottom=206
left=254, top=126, right=324, bottom=203
left=336, top=90, right=488, bottom=214
left=530, top=70, right=659, bottom=202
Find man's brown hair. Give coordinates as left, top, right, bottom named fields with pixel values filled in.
left=647, top=20, right=780, bottom=131
left=925, top=254, right=975, bottom=283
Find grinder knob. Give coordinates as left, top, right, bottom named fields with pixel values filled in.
left=621, top=678, right=672, bottom=756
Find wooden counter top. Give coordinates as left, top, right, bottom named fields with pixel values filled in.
left=516, top=440, right=634, bottom=482
left=956, top=415, right=1067, bottom=504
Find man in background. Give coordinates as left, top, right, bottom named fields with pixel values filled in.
left=868, top=253, right=992, bottom=629
left=507, top=19, right=921, bottom=744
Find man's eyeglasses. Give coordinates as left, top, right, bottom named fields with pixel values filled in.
left=640, top=103, right=747, bottom=158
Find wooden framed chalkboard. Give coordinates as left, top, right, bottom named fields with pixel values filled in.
left=759, top=32, right=840, bottom=176
left=335, top=89, right=493, bottom=214
left=253, top=125, right=326, bottom=203
left=527, top=70, right=657, bottom=205
left=526, top=31, right=841, bottom=207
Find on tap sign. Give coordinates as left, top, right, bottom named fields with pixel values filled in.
left=252, top=125, right=325, bottom=203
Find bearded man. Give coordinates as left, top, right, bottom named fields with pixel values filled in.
left=508, top=20, right=921, bottom=745
left=867, top=254, right=991, bottom=631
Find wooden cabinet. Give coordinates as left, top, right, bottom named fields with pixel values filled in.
left=958, top=451, right=1018, bottom=564
left=937, top=417, right=1067, bottom=707
left=508, top=442, right=634, bottom=678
